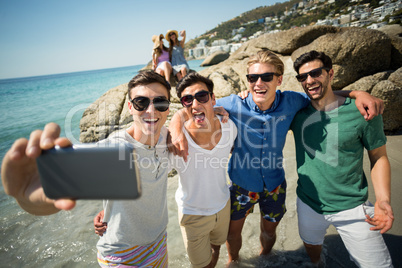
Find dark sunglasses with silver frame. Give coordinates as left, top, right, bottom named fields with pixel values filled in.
left=295, top=67, right=330, bottom=82
left=180, top=90, right=212, bottom=107
left=130, top=96, right=170, bottom=112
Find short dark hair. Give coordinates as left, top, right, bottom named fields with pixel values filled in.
left=176, top=72, right=214, bottom=98
left=293, top=50, right=333, bottom=74
left=127, top=70, right=171, bottom=100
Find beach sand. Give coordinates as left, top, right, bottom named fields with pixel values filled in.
left=166, top=132, right=402, bottom=267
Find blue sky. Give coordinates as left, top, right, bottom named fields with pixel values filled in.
left=0, top=0, right=285, bottom=79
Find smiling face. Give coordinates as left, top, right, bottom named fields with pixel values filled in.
left=298, top=59, right=333, bottom=101
left=248, top=63, right=282, bottom=111
left=181, top=82, right=215, bottom=129
left=128, top=82, right=170, bottom=145
left=169, top=32, right=176, bottom=42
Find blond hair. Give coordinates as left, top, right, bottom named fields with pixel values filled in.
left=247, top=49, right=284, bottom=75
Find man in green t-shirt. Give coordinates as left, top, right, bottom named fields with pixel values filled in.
left=291, top=50, right=394, bottom=267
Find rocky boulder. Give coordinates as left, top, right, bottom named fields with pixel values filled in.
left=342, top=67, right=402, bottom=132
left=200, top=51, right=230, bottom=66
left=377, top=24, right=402, bottom=38
left=292, top=27, right=392, bottom=90
left=80, top=84, right=129, bottom=143
left=242, top=25, right=339, bottom=55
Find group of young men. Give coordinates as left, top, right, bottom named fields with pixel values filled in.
left=1, top=49, right=394, bottom=267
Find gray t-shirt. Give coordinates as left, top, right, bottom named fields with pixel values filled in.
left=96, top=127, right=170, bottom=256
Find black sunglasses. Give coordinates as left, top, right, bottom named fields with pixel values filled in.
left=296, top=67, right=330, bottom=82
left=130, top=96, right=170, bottom=112
left=246, top=72, right=280, bottom=83
left=180, top=90, right=211, bottom=107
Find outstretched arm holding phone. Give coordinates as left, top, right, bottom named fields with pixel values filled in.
left=1, top=122, right=76, bottom=215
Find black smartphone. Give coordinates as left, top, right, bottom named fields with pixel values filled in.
left=36, top=144, right=141, bottom=200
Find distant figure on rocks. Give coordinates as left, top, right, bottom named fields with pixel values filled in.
left=152, top=34, right=172, bottom=84
left=166, top=29, right=190, bottom=81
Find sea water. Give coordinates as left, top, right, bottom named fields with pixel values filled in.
left=0, top=60, right=323, bottom=267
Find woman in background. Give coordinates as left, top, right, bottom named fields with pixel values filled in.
left=166, top=29, right=190, bottom=81
left=152, top=34, right=172, bottom=84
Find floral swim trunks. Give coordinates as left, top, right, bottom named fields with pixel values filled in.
left=229, top=180, right=287, bottom=222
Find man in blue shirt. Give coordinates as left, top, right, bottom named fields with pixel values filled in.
left=169, top=49, right=384, bottom=265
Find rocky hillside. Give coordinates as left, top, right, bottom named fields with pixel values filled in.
left=80, top=25, right=402, bottom=143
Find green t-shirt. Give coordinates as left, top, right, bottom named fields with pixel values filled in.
left=290, top=98, right=386, bottom=214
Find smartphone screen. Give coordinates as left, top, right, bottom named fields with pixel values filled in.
left=36, top=144, right=141, bottom=200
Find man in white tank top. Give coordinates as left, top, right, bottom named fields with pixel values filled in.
left=171, top=72, right=237, bottom=268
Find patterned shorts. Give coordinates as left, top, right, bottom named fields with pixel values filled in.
left=230, top=180, right=287, bottom=222
left=97, top=233, right=168, bottom=268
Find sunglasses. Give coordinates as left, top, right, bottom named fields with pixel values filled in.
left=180, top=90, right=211, bottom=107
left=295, top=67, right=330, bottom=82
left=130, top=96, right=170, bottom=112
left=246, top=72, right=280, bottom=83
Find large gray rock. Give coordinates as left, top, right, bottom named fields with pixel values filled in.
left=377, top=25, right=402, bottom=70
left=199, top=56, right=250, bottom=97
left=230, top=26, right=338, bottom=56
left=342, top=68, right=402, bottom=131
left=80, top=84, right=129, bottom=143
left=260, top=25, right=339, bottom=55
left=372, top=79, right=402, bottom=132
left=377, top=24, right=402, bottom=38
left=200, top=51, right=230, bottom=66
left=389, top=36, right=402, bottom=70
left=292, top=27, right=392, bottom=90
left=342, top=71, right=393, bottom=93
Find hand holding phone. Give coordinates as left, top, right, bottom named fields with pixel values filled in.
left=36, top=144, right=141, bottom=200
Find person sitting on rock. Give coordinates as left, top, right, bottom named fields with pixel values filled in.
left=152, top=34, right=173, bottom=84
left=166, top=29, right=190, bottom=81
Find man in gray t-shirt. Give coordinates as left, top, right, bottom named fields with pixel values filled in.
left=1, top=70, right=173, bottom=267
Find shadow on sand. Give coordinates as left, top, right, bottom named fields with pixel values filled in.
left=321, top=233, right=401, bottom=268
left=227, top=233, right=401, bottom=268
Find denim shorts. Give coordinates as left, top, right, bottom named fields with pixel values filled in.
left=230, top=180, right=287, bottom=222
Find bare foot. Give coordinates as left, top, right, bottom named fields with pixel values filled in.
left=225, top=258, right=240, bottom=268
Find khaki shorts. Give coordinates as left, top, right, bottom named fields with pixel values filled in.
left=178, top=200, right=230, bottom=268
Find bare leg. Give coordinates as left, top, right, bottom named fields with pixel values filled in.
left=161, top=62, right=172, bottom=83
left=226, top=218, right=246, bottom=265
left=203, top=244, right=221, bottom=268
left=304, top=242, right=322, bottom=265
left=155, top=68, right=164, bottom=77
left=181, top=67, right=188, bottom=77
left=260, top=216, right=280, bottom=256
left=176, top=72, right=183, bottom=81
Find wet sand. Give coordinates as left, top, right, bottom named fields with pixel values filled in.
left=166, top=133, right=402, bottom=267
